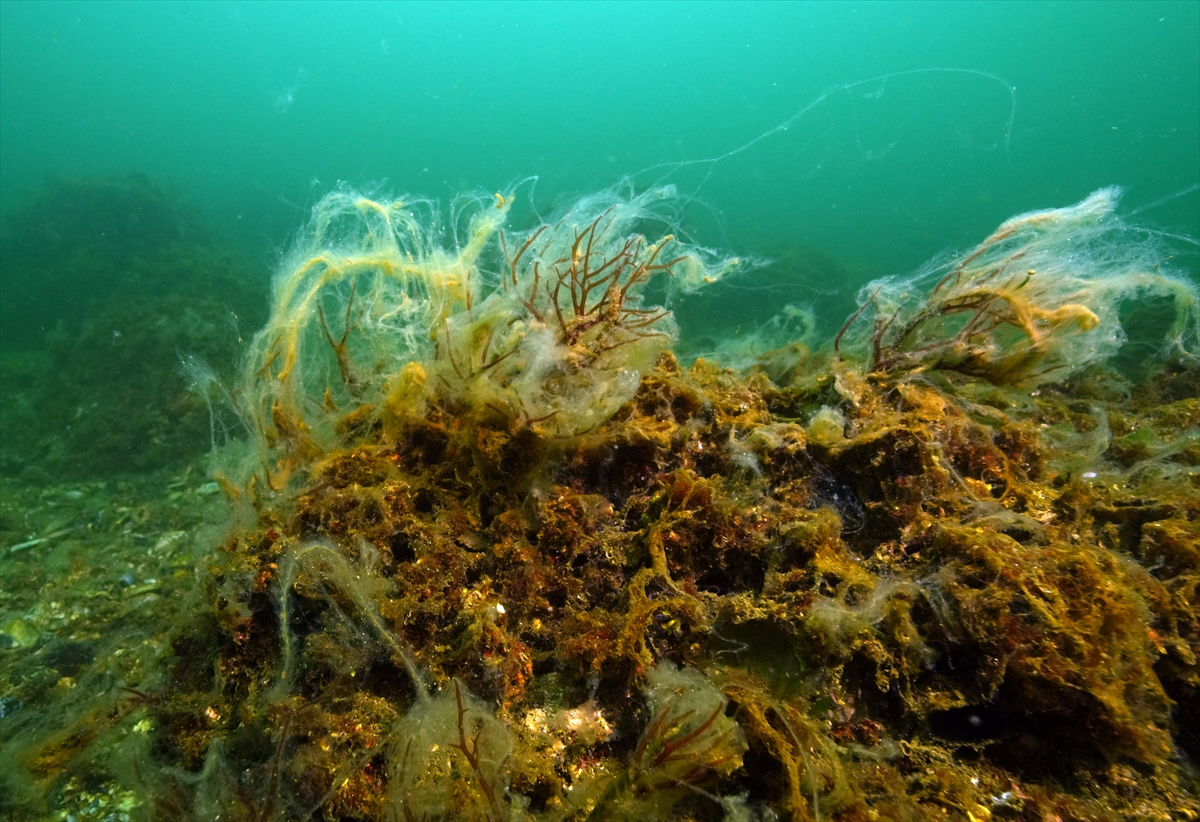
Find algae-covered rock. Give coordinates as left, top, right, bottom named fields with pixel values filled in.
left=3, top=188, right=1198, bottom=821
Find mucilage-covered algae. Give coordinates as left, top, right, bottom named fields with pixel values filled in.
left=834, top=187, right=1197, bottom=386
left=5, top=186, right=1199, bottom=821
left=242, top=184, right=741, bottom=486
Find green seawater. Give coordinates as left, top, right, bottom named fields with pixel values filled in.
left=0, top=2, right=1198, bottom=819
left=2, top=0, right=1197, bottom=324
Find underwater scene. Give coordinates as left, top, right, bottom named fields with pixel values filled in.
left=1, top=2, right=1198, bottom=820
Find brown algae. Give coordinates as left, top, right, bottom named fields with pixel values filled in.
left=3, top=185, right=1199, bottom=821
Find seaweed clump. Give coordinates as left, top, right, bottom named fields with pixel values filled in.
left=12, top=187, right=1199, bottom=821
left=835, top=187, right=1197, bottom=386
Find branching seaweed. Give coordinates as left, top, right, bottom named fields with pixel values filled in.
left=836, top=188, right=1199, bottom=386
left=633, top=700, right=735, bottom=788
left=584, top=662, right=747, bottom=820
left=433, top=191, right=735, bottom=437
left=387, top=679, right=514, bottom=822
left=500, top=208, right=683, bottom=353
left=449, top=680, right=503, bottom=818
left=238, top=184, right=740, bottom=466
